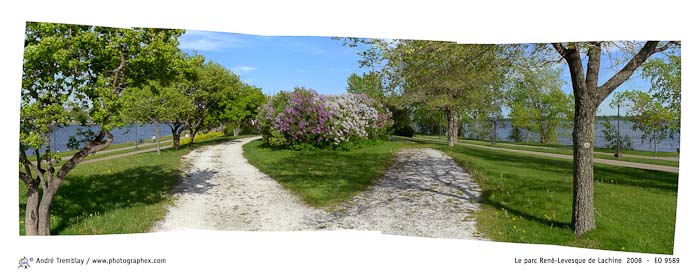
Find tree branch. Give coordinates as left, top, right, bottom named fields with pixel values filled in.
left=57, top=130, right=113, bottom=181
left=597, top=41, right=662, bottom=104
left=585, top=42, right=602, bottom=91
left=655, top=41, right=680, bottom=53
left=19, top=148, right=43, bottom=186
left=112, top=51, right=126, bottom=94
left=554, top=44, right=586, bottom=97
left=551, top=43, right=567, bottom=58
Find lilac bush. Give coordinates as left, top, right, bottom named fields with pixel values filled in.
left=257, top=87, right=392, bottom=149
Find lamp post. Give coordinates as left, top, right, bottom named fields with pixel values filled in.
left=135, top=122, right=139, bottom=148
left=614, top=99, right=621, bottom=158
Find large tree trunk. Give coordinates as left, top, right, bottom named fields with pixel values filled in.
left=446, top=108, right=456, bottom=147
left=540, top=123, right=547, bottom=144
left=172, top=130, right=181, bottom=149
left=491, top=119, right=497, bottom=145
left=189, top=128, right=199, bottom=144
left=233, top=121, right=242, bottom=137
left=155, top=120, right=161, bottom=155
left=571, top=95, right=597, bottom=237
left=512, top=125, right=521, bottom=143
left=21, top=130, right=113, bottom=235
left=653, top=128, right=657, bottom=154
left=24, top=182, right=40, bottom=235
left=551, top=41, right=673, bottom=237
left=167, top=122, right=186, bottom=149
left=37, top=188, right=56, bottom=235
left=457, top=122, right=463, bottom=140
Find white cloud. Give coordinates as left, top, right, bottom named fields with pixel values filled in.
left=234, top=66, right=256, bottom=73
left=179, top=30, right=248, bottom=51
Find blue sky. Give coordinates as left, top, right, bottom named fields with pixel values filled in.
left=179, top=31, right=673, bottom=116
left=179, top=30, right=369, bottom=96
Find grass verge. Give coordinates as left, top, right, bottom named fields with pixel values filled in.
left=19, top=134, right=253, bottom=235
left=243, top=140, right=409, bottom=208
left=415, top=135, right=679, bottom=167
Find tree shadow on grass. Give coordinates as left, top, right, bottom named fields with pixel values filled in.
left=480, top=190, right=571, bottom=230
left=50, top=165, right=180, bottom=234
left=593, top=166, right=678, bottom=192
left=443, top=145, right=679, bottom=193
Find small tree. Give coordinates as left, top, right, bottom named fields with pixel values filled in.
left=642, top=55, right=681, bottom=133
left=346, top=71, right=383, bottom=99
left=121, top=80, right=195, bottom=152
left=600, top=116, right=633, bottom=150
left=507, top=64, right=573, bottom=144
left=187, top=61, right=242, bottom=143
left=20, top=23, right=183, bottom=235
left=218, top=84, right=267, bottom=136
left=616, top=90, right=674, bottom=154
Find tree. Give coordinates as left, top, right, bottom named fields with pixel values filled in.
left=186, top=61, right=242, bottom=143
left=217, top=84, right=267, bottom=136
left=507, top=65, right=573, bottom=144
left=346, top=71, right=383, bottom=99
left=616, top=90, right=674, bottom=154
left=120, top=80, right=194, bottom=153
left=413, top=106, right=445, bottom=135
left=365, top=40, right=509, bottom=147
left=550, top=41, right=679, bottom=236
left=600, top=116, right=632, bottom=150
left=20, top=22, right=183, bottom=235
left=642, top=55, right=681, bottom=132
left=345, top=71, right=415, bottom=137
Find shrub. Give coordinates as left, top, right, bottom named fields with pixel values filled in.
left=601, top=116, right=633, bottom=150
left=393, top=124, right=415, bottom=137
left=256, top=87, right=392, bottom=149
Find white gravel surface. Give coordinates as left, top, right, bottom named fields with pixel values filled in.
left=331, top=148, right=484, bottom=239
left=154, top=136, right=331, bottom=232
left=154, top=137, right=484, bottom=240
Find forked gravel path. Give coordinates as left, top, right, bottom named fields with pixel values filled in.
left=154, top=137, right=485, bottom=240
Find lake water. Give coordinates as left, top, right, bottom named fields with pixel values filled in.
left=464, top=119, right=680, bottom=152
left=29, top=119, right=681, bottom=153
left=29, top=123, right=174, bottom=153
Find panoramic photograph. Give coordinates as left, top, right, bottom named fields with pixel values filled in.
left=19, top=22, right=680, bottom=255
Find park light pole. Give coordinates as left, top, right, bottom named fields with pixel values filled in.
left=135, top=122, right=139, bottom=148
left=614, top=99, right=621, bottom=158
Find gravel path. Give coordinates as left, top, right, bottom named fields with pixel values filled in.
left=154, top=138, right=484, bottom=240
left=332, top=148, right=484, bottom=239
left=154, top=136, right=331, bottom=232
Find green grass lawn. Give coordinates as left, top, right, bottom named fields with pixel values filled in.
left=243, top=136, right=677, bottom=254
left=413, top=139, right=678, bottom=254
left=243, top=140, right=409, bottom=208
left=29, top=135, right=175, bottom=161
left=19, top=134, right=252, bottom=235
left=415, top=135, right=679, bottom=167
left=448, top=135, right=679, bottom=157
